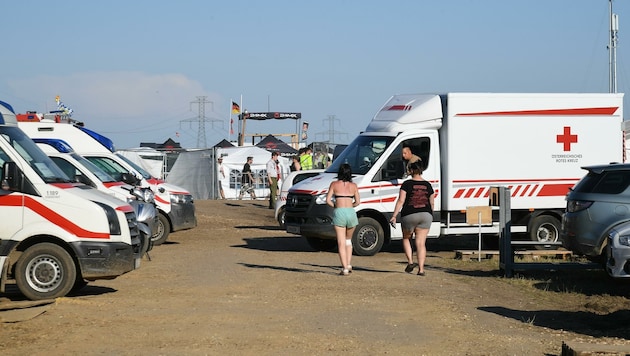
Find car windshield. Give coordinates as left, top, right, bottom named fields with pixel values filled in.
left=116, top=153, right=152, bottom=179
left=70, top=153, right=118, bottom=183
left=0, top=126, right=71, bottom=183
left=326, top=135, right=394, bottom=175
left=85, top=156, right=133, bottom=182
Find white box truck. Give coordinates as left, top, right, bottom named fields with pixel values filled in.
left=285, top=93, right=624, bottom=255
left=0, top=101, right=143, bottom=300
left=17, top=118, right=197, bottom=245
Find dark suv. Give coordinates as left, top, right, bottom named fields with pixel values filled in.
left=561, top=163, right=630, bottom=260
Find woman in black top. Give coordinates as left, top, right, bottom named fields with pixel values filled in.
left=389, top=161, right=434, bottom=276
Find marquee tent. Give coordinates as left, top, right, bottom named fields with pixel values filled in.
left=166, top=146, right=289, bottom=200
left=255, top=134, right=298, bottom=157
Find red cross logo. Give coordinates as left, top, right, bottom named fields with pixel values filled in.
left=556, top=126, right=577, bottom=151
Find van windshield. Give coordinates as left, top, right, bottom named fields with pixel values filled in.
left=326, top=135, right=394, bottom=175
left=0, top=126, right=71, bottom=183
left=116, top=153, right=152, bottom=179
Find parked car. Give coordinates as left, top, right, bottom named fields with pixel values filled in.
left=275, top=169, right=324, bottom=228
left=561, top=163, right=630, bottom=262
left=605, top=220, right=630, bottom=277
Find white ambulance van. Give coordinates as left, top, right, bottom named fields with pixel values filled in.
left=17, top=118, right=197, bottom=245
left=0, top=101, right=142, bottom=300
left=285, top=93, right=624, bottom=255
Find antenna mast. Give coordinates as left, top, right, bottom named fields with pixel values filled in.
left=609, top=0, right=619, bottom=93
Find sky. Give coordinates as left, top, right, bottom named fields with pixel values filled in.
left=1, top=0, right=629, bottom=150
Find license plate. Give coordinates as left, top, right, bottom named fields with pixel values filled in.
left=286, top=225, right=300, bottom=234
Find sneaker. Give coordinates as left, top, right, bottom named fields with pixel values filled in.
left=405, top=263, right=418, bottom=273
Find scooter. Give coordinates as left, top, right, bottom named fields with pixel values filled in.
left=126, top=185, right=158, bottom=258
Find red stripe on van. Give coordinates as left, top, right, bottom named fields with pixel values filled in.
left=537, top=183, right=574, bottom=197
left=455, top=107, right=619, bottom=116
left=0, top=195, right=110, bottom=239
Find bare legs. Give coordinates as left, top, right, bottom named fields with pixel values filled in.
left=401, top=229, right=414, bottom=265
left=335, top=225, right=354, bottom=274
left=414, top=227, right=429, bottom=274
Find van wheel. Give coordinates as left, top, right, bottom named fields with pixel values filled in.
left=277, top=207, right=286, bottom=229
left=353, top=217, right=384, bottom=256
left=529, top=215, right=560, bottom=250
left=305, top=237, right=336, bottom=251
left=15, top=243, right=76, bottom=300
left=152, top=213, right=171, bottom=246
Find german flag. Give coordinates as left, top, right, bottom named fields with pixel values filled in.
left=231, top=101, right=240, bottom=114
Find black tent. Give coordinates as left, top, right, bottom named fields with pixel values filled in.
left=256, top=135, right=297, bottom=157
left=213, top=139, right=235, bottom=148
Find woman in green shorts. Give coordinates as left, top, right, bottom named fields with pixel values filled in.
left=325, top=163, right=360, bottom=276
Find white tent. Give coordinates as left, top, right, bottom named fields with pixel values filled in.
left=217, top=146, right=290, bottom=200
left=166, top=146, right=289, bottom=200
left=117, top=148, right=166, bottom=179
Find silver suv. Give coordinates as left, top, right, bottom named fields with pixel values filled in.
left=561, top=163, right=630, bottom=261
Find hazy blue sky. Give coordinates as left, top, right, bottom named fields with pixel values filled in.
left=1, top=0, right=628, bottom=149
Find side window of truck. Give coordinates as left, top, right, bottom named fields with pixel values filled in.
left=375, top=145, right=403, bottom=182
left=375, top=138, right=431, bottom=183
left=405, top=138, right=431, bottom=171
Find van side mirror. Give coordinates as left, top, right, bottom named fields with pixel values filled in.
left=120, top=172, right=139, bottom=185
left=2, top=161, right=21, bottom=191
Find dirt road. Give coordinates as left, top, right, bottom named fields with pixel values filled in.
left=1, top=200, right=629, bottom=355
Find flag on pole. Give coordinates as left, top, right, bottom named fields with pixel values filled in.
left=230, top=118, right=234, bottom=135
left=231, top=101, right=240, bottom=114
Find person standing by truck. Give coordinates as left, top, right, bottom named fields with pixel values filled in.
left=266, top=152, right=280, bottom=209
left=390, top=160, right=434, bottom=276
left=325, top=163, right=360, bottom=276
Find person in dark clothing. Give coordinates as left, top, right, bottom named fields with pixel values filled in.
left=389, top=160, right=434, bottom=276
left=238, top=156, right=257, bottom=200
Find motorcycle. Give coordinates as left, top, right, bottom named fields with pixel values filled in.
left=126, top=185, right=157, bottom=258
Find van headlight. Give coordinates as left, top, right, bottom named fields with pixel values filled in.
left=620, top=235, right=630, bottom=247
left=315, top=193, right=327, bottom=205
left=139, top=188, right=154, bottom=203
left=171, top=193, right=192, bottom=204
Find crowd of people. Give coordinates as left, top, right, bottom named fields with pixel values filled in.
left=217, top=146, right=325, bottom=209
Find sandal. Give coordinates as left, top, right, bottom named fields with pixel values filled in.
left=417, top=271, right=425, bottom=276
left=339, top=269, right=349, bottom=276
left=405, top=263, right=418, bottom=273
left=347, top=265, right=352, bottom=273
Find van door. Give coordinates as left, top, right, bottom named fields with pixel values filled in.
left=374, top=134, right=441, bottom=238
left=0, top=147, right=24, bottom=240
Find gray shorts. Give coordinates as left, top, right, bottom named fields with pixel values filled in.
left=401, top=212, right=432, bottom=231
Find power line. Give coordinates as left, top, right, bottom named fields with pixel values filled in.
left=314, top=114, right=348, bottom=144
left=180, top=96, right=222, bottom=148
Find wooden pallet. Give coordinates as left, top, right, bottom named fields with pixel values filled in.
left=455, top=249, right=573, bottom=261
left=561, top=340, right=630, bottom=355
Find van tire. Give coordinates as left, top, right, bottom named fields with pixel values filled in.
left=352, top=217, right=384, bottom=256
left=15, top=243, right=76, bottom=300
left=529, top=215, right=560, bottom=250
left=152, top=213, right=171, bottom=246
left=277, top=207, right=286, bottom=229
left=305, top=237, right=336, bottom=252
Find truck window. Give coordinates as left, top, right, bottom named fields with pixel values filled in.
left=374, top=138, right=431, bottom=182
left=326, top=136, right=394, bottom=176
left=403, top=138, right=431, bottom=171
